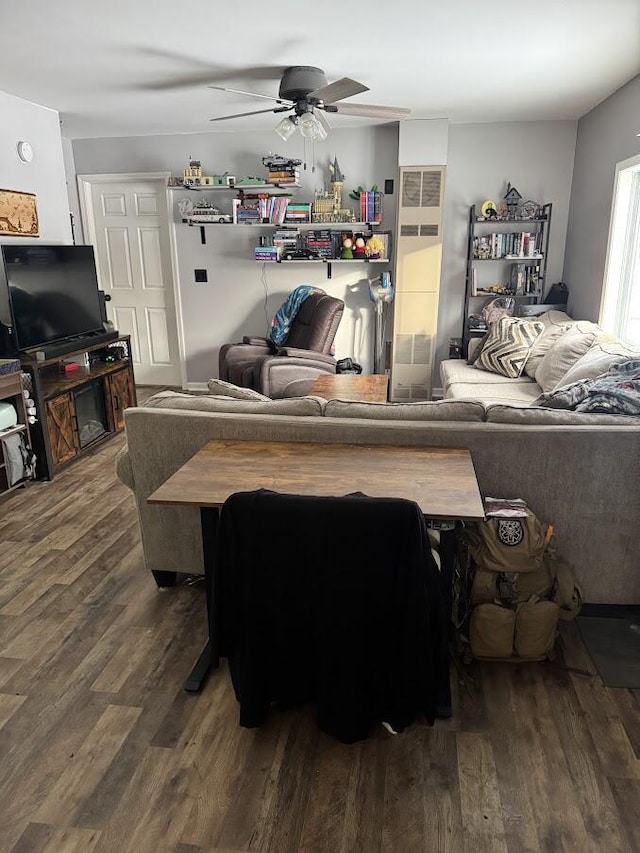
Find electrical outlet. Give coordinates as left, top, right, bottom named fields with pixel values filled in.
left=384, top=179, right=394, bottom=194
left=194, top=269, right=208, bottom=283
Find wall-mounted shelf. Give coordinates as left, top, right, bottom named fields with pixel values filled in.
left=169, top=183, right=299, bottom=192
left=182, top=220, right=378, bottom=229
left=256, top=256, right=390, bottom=280
left=183, top=219, right=383, bottom=245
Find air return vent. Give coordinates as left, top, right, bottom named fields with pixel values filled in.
left=401, top=172, right=422, bottom=207
left=394, top=334, right=433, bottom=365
left=421, top=172, right=442, bottom=207
left=400, top=224, right=439, bottom=237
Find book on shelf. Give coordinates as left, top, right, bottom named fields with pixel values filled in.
left=359, top=191, right=383, bottom=224
left=255, top=246, right=280, bottom=262
left=473, top=231, right=543, bottom=259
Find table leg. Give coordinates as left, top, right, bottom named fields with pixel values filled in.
left=429, top=520, right=457, bottom=719
left=183, top=506, right=220, bottom=692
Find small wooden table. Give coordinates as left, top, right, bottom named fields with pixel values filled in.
left=311, top=373, right=389, bottom=403
left=148, top=440, right=484, bottom=691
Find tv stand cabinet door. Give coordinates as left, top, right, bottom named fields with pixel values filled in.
left=46, top=393, right=78, bottom=467
left=106, top=367, right=135, bottom=433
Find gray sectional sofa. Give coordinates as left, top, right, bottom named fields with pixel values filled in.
left=116, top=381, right=640, bottom=605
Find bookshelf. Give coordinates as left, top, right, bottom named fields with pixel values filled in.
left=462, top=203, right=552, bottom=355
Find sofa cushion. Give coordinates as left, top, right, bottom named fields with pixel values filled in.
left=323, top=399, right=485, bottom=422
left=441, top=359, right=533, bottom=388
left=475, top=317, right=545, bottom=378
left=206, top=378, right=269, bottom=401
left=485, top=403, right=640, bottom=426
left=144, top=390, right=325, bottom=416
left=534, top=322, right=600, bottom=393
left=524, top=311, right=574, bottom=379
left=446, top=381, right=540, bottom=407
left=553, top=340, right=640, bottom=389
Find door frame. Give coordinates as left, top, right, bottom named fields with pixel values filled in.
left=77, top=172, right=187, bottom=389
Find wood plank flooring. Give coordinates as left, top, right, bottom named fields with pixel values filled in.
left=1, top=408, right=639, bottom=852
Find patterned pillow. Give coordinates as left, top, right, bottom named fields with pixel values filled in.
left=475, top=317, right=545, bottom=378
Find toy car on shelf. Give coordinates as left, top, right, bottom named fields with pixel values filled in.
left=185, top=202, right=232, bottom=223
left=280, top=248, right=323, bottom=261
left=262, top=154, right=302, bottom=170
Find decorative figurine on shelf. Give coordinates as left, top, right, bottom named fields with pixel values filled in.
left=182, top=157, right=217, bottom=187
left=328, top=156, right=345, bottom=213
left=480, top=200, right=498, bottom=220
left=503, top=182, right=522, bottom=218
left=365, top=235, right=385, bottom=259
left=177, top=198, right=193, bottom=216
left=341, top=236, right=354, bottom=259
left=311, top=157, right=356, bottom=223
left=520, top=199, right=542, bottom=220
left=353, top=235, right=367, bottom=259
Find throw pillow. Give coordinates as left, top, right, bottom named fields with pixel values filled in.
left=474, top=317, right=545, bottom=379
left=206, top=378, right=270, bottom=401
left=524, top=311, right=574, bottom=379
left=534, top=322, right=599, bottom=393
left=553, top=340, right=640, bottom=389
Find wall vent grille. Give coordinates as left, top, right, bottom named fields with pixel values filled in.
left=421, top=171, right=442, bottom=207
left=394, top=334, right=433, bottom=365
left=401, top=172, right=422, bottom=207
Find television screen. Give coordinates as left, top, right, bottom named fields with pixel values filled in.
left=1, top=245, right=104, bottom=351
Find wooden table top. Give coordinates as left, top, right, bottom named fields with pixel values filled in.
left=148, top=440, right=485, bottom=521
left=311, top=373, right=389, bottom=403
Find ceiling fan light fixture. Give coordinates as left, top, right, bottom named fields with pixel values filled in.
left=298, top=110, right=322, bottom=140
left=274, top=114, right=298, bottom=141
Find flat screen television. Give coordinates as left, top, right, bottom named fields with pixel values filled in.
left=0, top=244, right=105, bottom=352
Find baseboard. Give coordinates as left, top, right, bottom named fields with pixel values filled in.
left=186, top=381, right=209, bottom=392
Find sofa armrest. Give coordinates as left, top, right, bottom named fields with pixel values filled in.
left=115, top=446, right=134, bottom=490
left=276, top=347, right=337, bottom=366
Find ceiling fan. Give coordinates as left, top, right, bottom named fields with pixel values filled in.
left=208, top=66, right=411, bottom=140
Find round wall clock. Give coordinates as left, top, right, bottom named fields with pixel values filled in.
left=16, top=141, right=34, bottom=163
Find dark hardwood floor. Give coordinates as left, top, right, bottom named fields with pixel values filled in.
left=0, top=405, right=639, bottom=852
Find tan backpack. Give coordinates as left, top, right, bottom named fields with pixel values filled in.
left=460, top=509, right=582, bottom=661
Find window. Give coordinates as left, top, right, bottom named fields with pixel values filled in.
left=600, top=154, right=640, bottom=345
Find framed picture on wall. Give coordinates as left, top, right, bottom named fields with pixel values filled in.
left=0, top=189, right=39, bottom=237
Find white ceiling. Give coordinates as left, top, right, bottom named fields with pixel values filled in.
left=1, top=0, right=638, bottom=139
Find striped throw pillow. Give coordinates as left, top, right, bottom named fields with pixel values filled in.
left=475, top=317, right=545, bottom=378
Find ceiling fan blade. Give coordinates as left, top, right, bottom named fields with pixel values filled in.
left=134, top=48, right=290, bottom=90
left=209, top=106, right=291, bottom=122
left=315, top=109, right=332, bottom=134
left=209, top=84, right=292, bottom=105
left=330, top=102, right=411, bottom=119
left=308, top=77, right=369, bottom=104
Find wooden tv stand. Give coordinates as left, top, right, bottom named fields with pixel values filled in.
left=20, top=334, right=136, bottom=480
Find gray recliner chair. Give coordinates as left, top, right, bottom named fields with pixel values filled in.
left=219, top=291, right=344, bottom=398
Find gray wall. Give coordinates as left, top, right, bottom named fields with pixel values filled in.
left=72, top=118, right=579, bottom=387
left=72, top=125, right=399, bottom=383
left=0, top=89, right=72, bottom=244
left=563, top=75, right=640, bottom=322
left=437, top=120, right=578, bottom=378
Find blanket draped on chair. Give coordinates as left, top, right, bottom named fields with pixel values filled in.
left=270, top=285, right=324, bottom=346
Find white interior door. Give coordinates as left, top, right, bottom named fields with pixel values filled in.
left=84, top=178, right=181, bottom=386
